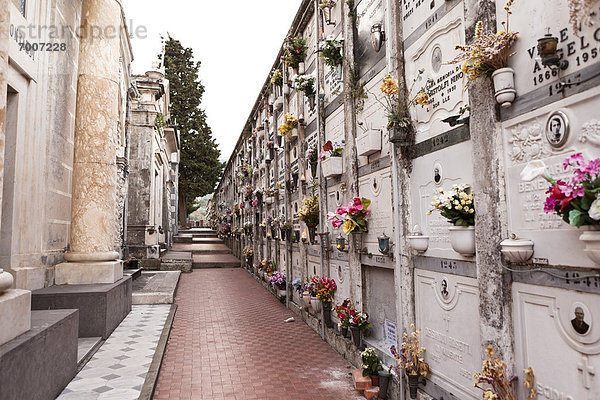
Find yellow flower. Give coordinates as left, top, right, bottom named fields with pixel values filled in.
left=416, top=91, right=429, bottom=106
left=380, top=74, right=399, bottom=95
left=342, top=219, right=355, bottom=235
left=475, top=21, right=483, bottom=39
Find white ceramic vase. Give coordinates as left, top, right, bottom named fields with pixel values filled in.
left=491, top=67, right=516, bottom=108
left=500, top=238, right=534, bottom=263
left=448, top=226, right=476, bottom=256
left=311, top=296, right=322, bottom=313
left=580, top=228, right=600, bottom=265
left=407, top=235, right=429, bottom=253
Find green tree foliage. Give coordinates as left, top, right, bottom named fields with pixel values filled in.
left=162, top=35, right=224, bottom=215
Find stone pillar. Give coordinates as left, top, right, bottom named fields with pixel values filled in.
left=55, top=0, right=124, bottom=285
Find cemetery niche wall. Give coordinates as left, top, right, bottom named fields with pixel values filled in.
left=210, top=0, right=600, bottom=399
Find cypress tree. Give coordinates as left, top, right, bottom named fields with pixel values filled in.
left=162, top=35, right=224, bottom=219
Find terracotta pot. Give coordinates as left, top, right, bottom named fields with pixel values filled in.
left=370, top=375, right=379, bottom=386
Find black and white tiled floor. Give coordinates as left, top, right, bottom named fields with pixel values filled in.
left=57, top=304, right=171, bottom=400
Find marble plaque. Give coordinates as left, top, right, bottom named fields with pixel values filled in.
left=324, top=60, right=343, bottom=104
left=401, top=0, right=451, bottom=39
left=359, top=169, right=393, bottom=255
left=355, top=0, right=386, bottom=78
left=308, top=255, right=320, bottom=277
left=503, top=87, right=600, bottom=268
left=497, top=0, right=600, bottom=99
left=325, top=107, right=345, bottom=143
left=415, top=269, right=481, bottom=400
left=405, top=5, right=468, bottom=142
left=410, top=140, right=474, bottom=260
left=331, top=260, right=350, bottom=305
left=513, top=283, right=600, bottom=399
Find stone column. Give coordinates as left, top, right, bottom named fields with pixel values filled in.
left=55, top=0, right=123, bottom=285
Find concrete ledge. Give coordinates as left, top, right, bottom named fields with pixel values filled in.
left=31, top=276, right=132, bottom=339
left=160, top=251, right=192, bottom=273
left=0, top=289, right=31, bottom=346
left=0, top=309, right=78, bottom=400
left=55, top=260, right=123, bottom=285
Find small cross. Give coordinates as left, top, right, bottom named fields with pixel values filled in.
left=443, top=313, right=451, bottom=332
left=577, top=355, right=596, bottom=390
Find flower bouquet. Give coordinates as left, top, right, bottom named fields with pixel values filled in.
left=327, top=197, right=371, bottom=234
left=428, top=184, right=475, bottom=226
left=521, top=154, right=600, bottom=227
left=391, top=324, right=430, bottom=399
left=294, top=74, right=316, bottom=97
left=314, top=276, right=337, bottom=304
left=473, top=345, right=517, bottom=400
left=268, top=270, right=286, bottom=290
left=242, top=247, right=254, bottom=264
left=334, top=299, right=352, bottom=336
left=298, top=195, right=320, bottom=227
left=277, top=113, right=298, bottom=137
left=361, top=348, right=382, bottom=379
left=320, top=38, right=343, bottom=67
left=282, top=35, right=307, bottom=69
left=270, top=68, right=283, bottom=87
left=318, top=140, right=344, bottom=161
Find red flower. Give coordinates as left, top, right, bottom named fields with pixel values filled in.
left=323, top=140, right=333, bottom=152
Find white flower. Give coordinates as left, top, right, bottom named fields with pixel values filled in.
left=520, top=160, right=551, bottom=182
left=589, top=199, right=600, bottom=220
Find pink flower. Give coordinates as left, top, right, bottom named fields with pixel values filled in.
left=336, top=207, right=348, bottom=216
left=252, top=199, right=258, bottom=207
left=348, top=206, right=359, bottom=215
left=327, top=212, right=336, bottom=222
left=332, top=219, right=343, bottom=228
left=318, top=151, right=327, bottom=161
left=353, top=197, right=362, bottom=206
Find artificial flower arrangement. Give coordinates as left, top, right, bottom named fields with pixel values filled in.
left=268, top=270, right=286, bottom=289
left=349, top=307, right=372, bottom=331
left=292, top=278, right=303, bottom=294
left=318, top=0, right=336, bottom=8
left=242, top=247, right=254, bottom=261
left=473, top=345, right=517, bottom=400
left=520, top=154, right=600, bottom=227
left=266, top=139, right=275, bottom=149
left=257, top=259, right=276, bottom=275
left=302, top=278, right=317, bottom=296
left=277, top=113, right=299, bottom=136
left=449, top=0, right=519, bottom=85
left=278, top=217, right=294, bottom=231
left=314, top=276, right=337, bottom=304
left=294, top=74, right=316, bottom=97
left=236, top=164, right=253, bottom=182
left=270, top=68, right=283, bottom=87
left=307, top=144, right=319, bottom=164
left=243, top=222, right=253, bottom=233
left=233, top=204, right=240, bottom=215
left=298, top=182, right=320, bottom=227
left=371, top=71, right=430, bottom=132
left=327, top=197, right=371, bottom=234
left=361, top=348, right=383, bottom=378
left=390, top=324, right=430, bottom=379
left=318, top=140, right=344, bottom=161
left=334, top=299, right=352, bottom=329
left=282, top=35, right=307, bottom=69
left=320, top=38, right=343, bottom=67
left=428, top=184, right=475, bottom=226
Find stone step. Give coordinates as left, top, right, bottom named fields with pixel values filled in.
left=160, top=251, right=193, bottom=273
left=77, top=336, right=102, bottom=369
left=192, top=254, right=241, bottom=269
left=171, top=243, right=231, bottom=255
left=123, top=267, right=143, bottom=281
left=173, top=234, right=193, bottom=243
left=132, top=271, right=181, bottom=305
left=192, top=237, right=223, bottom=244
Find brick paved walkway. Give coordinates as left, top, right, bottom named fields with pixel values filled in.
left=154, top=268, right=363, bottom=400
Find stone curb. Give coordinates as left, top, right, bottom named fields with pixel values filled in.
left=138, top=303, right=177, bottom=400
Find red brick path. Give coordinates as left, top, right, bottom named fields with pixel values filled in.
left=154, top=268, right=363, bottom=400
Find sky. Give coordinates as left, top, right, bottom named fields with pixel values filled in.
left=123, top=0, right=304, bottom=162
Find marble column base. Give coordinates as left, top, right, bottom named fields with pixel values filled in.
left=0, top=289, right=31, bottom=346
left=55, top=261, right=123, bottom=285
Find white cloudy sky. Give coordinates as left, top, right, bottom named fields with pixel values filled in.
left=123, top=1, right=303, bottom=162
